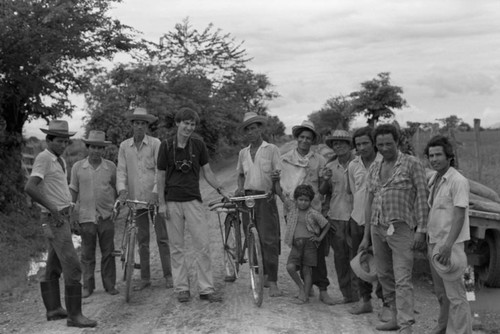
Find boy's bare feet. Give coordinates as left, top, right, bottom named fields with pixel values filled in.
left=268, top=282, right=282, bottom=297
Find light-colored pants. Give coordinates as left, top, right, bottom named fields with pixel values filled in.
left=372, top=221, right=415, bottom=329
left=166, top=200, right=214, bottom=295
left=428, top=242, right=472, bottom=334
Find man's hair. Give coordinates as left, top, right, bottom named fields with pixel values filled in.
left=352, top=126, right=375, bottom=146
left=175, top=107, right=200, bottom=124
left=46, top=134, right=56, bottom=142
left=293, top=184, right=315, bottom=201
left=424, top=135, right=456, bottom=167
left=374, top=123, right=400, bottom=144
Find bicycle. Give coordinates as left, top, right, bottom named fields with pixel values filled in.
left=209, top=192, right=272, bottom=307
left=112, top=199, right=156, bottom=303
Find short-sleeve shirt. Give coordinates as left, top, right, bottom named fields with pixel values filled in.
left=30, top=149, right=71, bottom=212
left=325, top=158, right=353, bottom=221
left=237, top=141, right=281, bottom=192
left=157, top=136, right=209, bottom=202
left=427, top=167, right=470, bottom=244
left=284, top=204, right=328, bottom=247
left=70, top=158, right=117, bottom=223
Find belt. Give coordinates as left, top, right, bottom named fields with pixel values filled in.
left=47, top=206, right=71, bottom=216
left=245, top=190, right=265, bottom=195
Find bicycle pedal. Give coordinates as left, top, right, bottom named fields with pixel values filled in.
left=134, top=263, right=141, bottom=269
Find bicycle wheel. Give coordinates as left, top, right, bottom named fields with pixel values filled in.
left=224, top=212, right=242, bottom=276
left=247, top=226, right=264, bottom=307
left=124, top=227, right=137, bottom=303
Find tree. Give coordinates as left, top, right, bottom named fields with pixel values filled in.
left=0, top=0, right=135, bottom=214
left=308, top=95, right=355, bottom=135
left=350, top=72, right=408, bottom=127
left=436, top=115, right=463, bottom=133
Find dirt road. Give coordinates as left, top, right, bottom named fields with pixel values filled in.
left=1, top=147, right=497, bottom=333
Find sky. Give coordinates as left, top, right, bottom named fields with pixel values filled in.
left=24, top=0, right=500, bottom=139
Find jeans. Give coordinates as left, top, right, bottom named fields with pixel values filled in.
left=311, top=229, right=333, bottom=291
left=136, top=209, right=172, bottom=282
left=331, top=219, right=358, bottom=301
left=80, top=217, right=116, bottom=291
left=348, top=218, right=373, bottom=301
left=372, top=221, right=415, bottom=328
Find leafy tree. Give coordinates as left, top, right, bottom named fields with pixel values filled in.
left=436, top=115, right=463, bottom=132
left=350, top=72, right=408, bottom=127
left=308, top=95, right=355, bottom=135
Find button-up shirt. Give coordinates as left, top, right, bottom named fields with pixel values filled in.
left=348, top=153, right=383, bottom=226
left=70, top=158, right=117, bottom=223
left=325, top=157, right=354, bottom=221
left=284, top=203, right=328, bottom=247
left=427, top=167, right=470, bottom=244
left=367, top=151, right=429, bottom=232
left=280, top=148, right=326, bottom=213
left=116, top=135, right=160, bottom=207
left=237, top=141, right=281, bottom=192
left=30, top=149, right=71, bottom=212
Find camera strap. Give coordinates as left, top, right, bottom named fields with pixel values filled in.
left=173, top=137, right=193, bottom=162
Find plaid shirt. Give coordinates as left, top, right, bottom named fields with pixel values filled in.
left=367, top=151, right=429, bottom=232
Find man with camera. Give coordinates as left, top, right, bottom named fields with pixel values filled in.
left=157, top=107, right=229, bottom=303
left=116, top=107, right=172, bottom=291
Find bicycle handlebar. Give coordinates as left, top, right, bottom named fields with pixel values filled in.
left=228, top=193, right=272, bottom=202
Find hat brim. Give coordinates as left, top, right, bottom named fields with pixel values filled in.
left=350, top=250, right=377, bottom=283
left=431, top=245, right=467, bottom=281
left=126, top=114, right=158, bottom=123
left=325, top=136, right=351, bottom=148
left=82, top=139, right=112, bottom=146
left=238, top=116, right=267, bottom=130
left=292, top=125, right=320, bottom=144
left=40, top=129, right=76, bottom=137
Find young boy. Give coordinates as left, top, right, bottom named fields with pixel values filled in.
left=282, top=184, right=330, bottom=304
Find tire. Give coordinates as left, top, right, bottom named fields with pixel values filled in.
left=125, top=227, right=137, bottom=303
left=224, top=213, right=242, bottom=276
left=248, top=226, right=264, bottom=307
left=478, top=231, right=500, bottom=287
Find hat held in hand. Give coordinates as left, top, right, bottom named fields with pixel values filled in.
left=350, top=249, right=377, bottom=283
left=431, top=243, right=467, bottom=281
left=40, top=120, right=76, bottom=137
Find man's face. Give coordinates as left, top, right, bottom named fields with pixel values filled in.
left=47, top=137, right=69, bottom=156
left=244, top=123, right=262, bottom=142
left=428, top=146, right=451, bottom=174
left=132, top=120, right=148, bottom=138
left=354, top=135, right=375, bottom=159
left=176, top=119, right=196, bottom=138
left=375, top=134, right=398, bottom=161
left=297, top=130, right=314, bottom=153
left=331, top=140, right=351, bottom=156
left=88, top=144, right=105, bottom=160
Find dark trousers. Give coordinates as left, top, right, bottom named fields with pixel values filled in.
left=242, top=191, right=280, bottom=282
left=311, top=229, right=334, bottom=291
left=136, top=209, right=172, bottom=282
left=331, top=219, right=358, bottom=301
left=80, top=218, right=116, bottom=291
left=348, top=218, right=374, bottom=301
left=42, top=211, right=82, bottom=285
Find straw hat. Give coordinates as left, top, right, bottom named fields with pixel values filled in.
left=325, top=129, right=352, bottom=148
left=82, top=130, right=111, bottom=146
left=239, top=112, right=267, bottom=130
left=292, top=120, right=320, bottom=145
left=40, top=120, right=76, bottom=137
left=350, top=250, right=377, bottom=283
left=126, top=107, right=158, bottom=123
left=431, top=243, right=467, bottom=281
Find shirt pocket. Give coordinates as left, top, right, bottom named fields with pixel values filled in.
left=433, top=194, right=452, bottom=210
left=261, top=161, right=272, bottom=173
left=388, top=171, right=412, bottom=190
left=145, top=158, right=156, bottom=170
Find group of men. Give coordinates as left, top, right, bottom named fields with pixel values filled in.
left=26, top=107, right=472, bottom=333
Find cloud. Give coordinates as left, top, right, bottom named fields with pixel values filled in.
left=417, top=69, right=497, bottom=97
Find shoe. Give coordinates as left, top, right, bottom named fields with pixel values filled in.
left=82, top=288, right=93, bottom=298
left=375, top=305, right=398, bottom=331
left=349, top=300, right=373, bottom=315
left=106, top=288, right=119, bottom=295
left=319, top=290, right=337, bottom=305
left=133, top=281, right=151, bottom=291
left=65, top=284, right=97, bottom=328
left=134, top=263, right=141, bottom=269
left=200, top=292, right=223, bottom=303
left=177, top=291, right=191, bottom=303
left=165, top=276, right=173, bottom=289
left=378, top=304, right=392, bottom=322
left=40, top=280, right=68, bottom=321
left=224, top=275, right=236, bottom=282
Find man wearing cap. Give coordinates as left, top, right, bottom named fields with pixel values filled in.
left=236, top=111, right=282, bottom=297
left=319, top=128, right=358, bottom=304
left=70, top=130, right=118, bottom=298
left=116, top=107, right=172, bottom=291
left=25, top=120, right=97, bottom=328
left=277, top=120, right=336, bottom=304
left=425, top=135, right=472, bottom=334
left=361, top=124, right=428, bottom=333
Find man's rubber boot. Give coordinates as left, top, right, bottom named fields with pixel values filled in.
left=65, top=283, right=97, bottom=328
left=40, top=280, right=67, bottom=321
left=375, top=305, right=399, bottom=331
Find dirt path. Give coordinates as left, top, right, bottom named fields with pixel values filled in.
left=0, top=148, right=497, bottom=333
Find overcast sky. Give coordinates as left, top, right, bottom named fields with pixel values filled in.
left=25, top=0, right=500, bottom=138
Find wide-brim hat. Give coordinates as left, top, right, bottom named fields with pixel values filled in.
left=126, top=107, right=158, bottom=123
left=350, top=250, right=377, bottom=283
left=292, top=120, right=320, bottom=145
left=431, top=243, right=467, bottom=281
left=325, top=129, right=352, bottom=148
left=82, top=130, right=111, bottom=146
left=238, top=112, right=267, bottom=130
left=40, top=120, right=76, bottom=137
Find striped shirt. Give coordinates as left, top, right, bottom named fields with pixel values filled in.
left=367, top=151, right=429, bottom=232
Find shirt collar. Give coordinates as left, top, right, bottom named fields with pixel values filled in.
left=82, top=157, right=108, bottom=170
left=246, top=140, right=269, bottom=150
left=45, top=149, right=58, bottom=162
left=128, top=135, right=149, bottom=147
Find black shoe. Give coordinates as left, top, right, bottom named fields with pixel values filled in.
left=224, top=275, right=236, bottom=282
left=106, top=287, right=119, bottom=295
left=177, top=291, right=190, bottom=303
left=40, top=280, right=68, bottom=321
left=200, top=292, right=222, bottom=303
left=65, top=284, right=97, bottom=328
